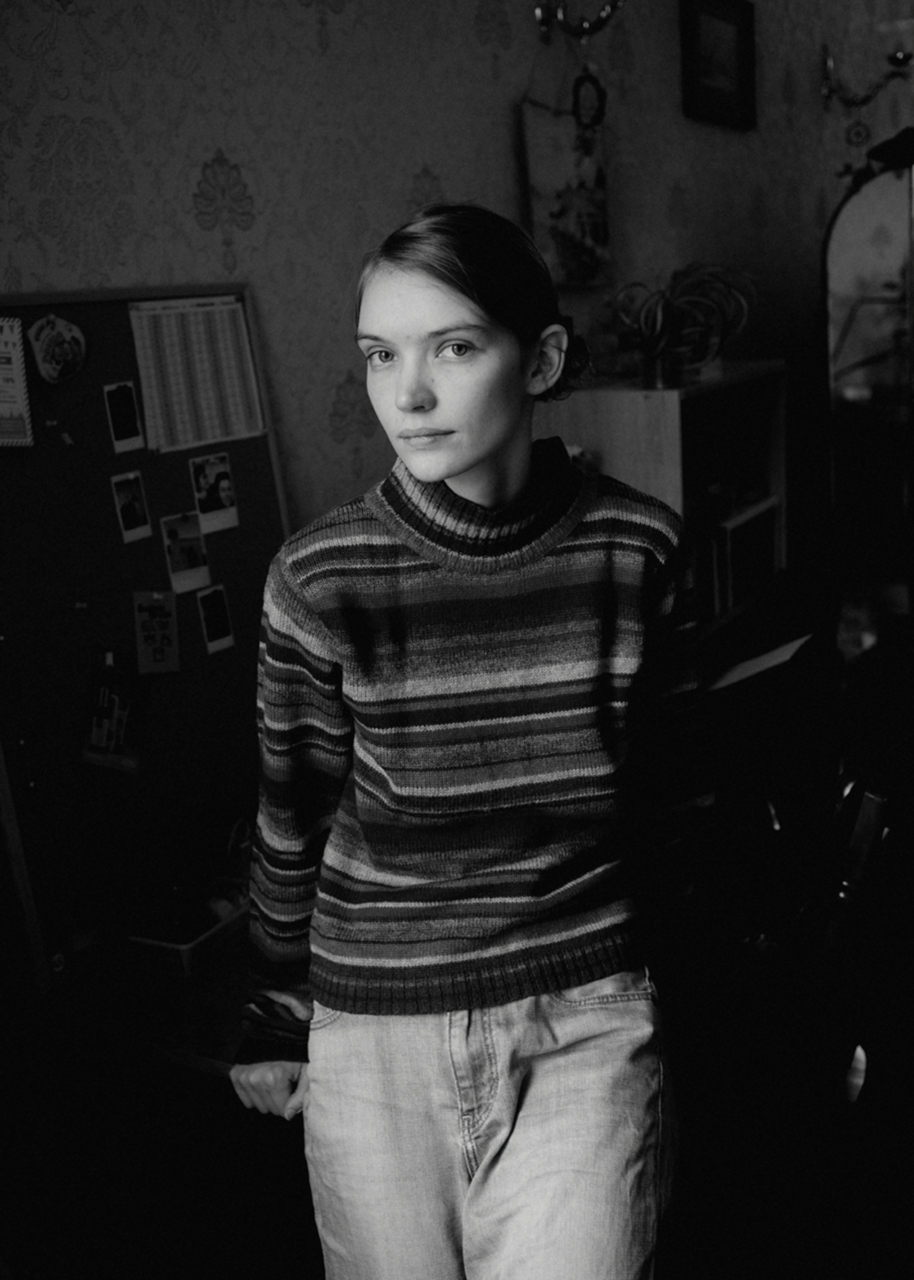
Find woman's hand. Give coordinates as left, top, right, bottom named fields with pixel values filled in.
left=230, top=1060, right=309, bottom=1120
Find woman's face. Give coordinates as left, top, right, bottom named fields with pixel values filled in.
left=356, top=268, right=538, bottom=508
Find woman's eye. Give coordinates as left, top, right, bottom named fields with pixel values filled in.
left=366, top=349, right=394, bottom=369
left=443, top=341, right=472, bottom=358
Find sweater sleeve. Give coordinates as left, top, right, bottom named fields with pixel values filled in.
left=650, top=520, right=699, bottom=715
left=628, top=515, right=707, bottom=918
left=236, top=549, right=353, bottom=1063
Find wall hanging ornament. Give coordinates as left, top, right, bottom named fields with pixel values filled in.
left=534, top=2, right=627, bottom=45
left=521, top=4, right=628, bottom=284
left=521, top=60, right=613, bottom=288
left=520, top=3, right=634, bottom=287
left=821, top=35, right=914, bottom=149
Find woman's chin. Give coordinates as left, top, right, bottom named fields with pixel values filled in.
left=395, top=450, right=457, bottom=486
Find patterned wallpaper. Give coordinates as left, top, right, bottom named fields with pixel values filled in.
left=1, top=0, right=911, bottom=528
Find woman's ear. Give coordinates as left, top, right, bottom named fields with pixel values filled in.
left=526, top=324, right=569, bottom=396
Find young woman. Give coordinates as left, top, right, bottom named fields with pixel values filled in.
left=231, top=203, right=690, bottom=1279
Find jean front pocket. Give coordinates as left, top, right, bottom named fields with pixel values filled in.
left=549, top=967, right=655, bottom=1007
left=309, top=999, right=345, bottom=1031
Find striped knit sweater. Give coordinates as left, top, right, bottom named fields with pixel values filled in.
left=243, top=436, right=690, bottom=1059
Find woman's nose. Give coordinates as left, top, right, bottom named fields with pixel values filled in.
left=395, top=359, right=436, bottom=412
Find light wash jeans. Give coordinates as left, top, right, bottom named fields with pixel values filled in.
left=304, top=969, right=674, bottom=1280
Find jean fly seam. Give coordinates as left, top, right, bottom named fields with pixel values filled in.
left=448, top=1008, right=499, bottom=1178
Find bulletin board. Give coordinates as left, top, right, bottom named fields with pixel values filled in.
left=0, top=286, right=289, bottom=983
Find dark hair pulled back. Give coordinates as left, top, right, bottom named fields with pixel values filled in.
left=357, top=203, right=590, bottom=401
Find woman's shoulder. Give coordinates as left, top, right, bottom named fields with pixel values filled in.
left=270, top=486, right=397, bottom=588
left=287, top=492, right=375, bottom=547
left=588, top=472, right=682, bottom=537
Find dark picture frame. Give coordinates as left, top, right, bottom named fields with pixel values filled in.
left=680, top=0, right=756, bottom=130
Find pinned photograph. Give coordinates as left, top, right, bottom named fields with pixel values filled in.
left=161, top=512, right=211, bottom=595
left=197, top=584, right=234, bottom=654
left=190, top=451, right=239, bottom=533
left=112, top=471, right=152, bottom=543
left=105, top=381, right=145, bottom=453
left=134, top=591, right=180, bottom=675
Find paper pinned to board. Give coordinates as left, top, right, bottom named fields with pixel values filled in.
left=0, top=317, right=32, bottom=445
left=129, top=296, right=265, bottom=451
left=134, top=591, right=180, bottom=675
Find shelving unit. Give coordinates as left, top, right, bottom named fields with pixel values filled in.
left=537, top=360, right=788, bottom=628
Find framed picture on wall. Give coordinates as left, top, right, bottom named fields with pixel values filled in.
left=680, top=0, right=756, bottom=130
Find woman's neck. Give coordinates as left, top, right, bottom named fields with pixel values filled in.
left=442, top=419, right=534, bottom=509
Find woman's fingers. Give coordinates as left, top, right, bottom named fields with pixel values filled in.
left=283, top=1064, right=310, bottom=1121
left=229, top=1061, right=304, bottom=1116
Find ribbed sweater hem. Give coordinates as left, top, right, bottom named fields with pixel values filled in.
left=308, top=928, right=638, bottom=1016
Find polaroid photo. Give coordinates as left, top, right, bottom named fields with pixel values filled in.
left=196, top=584, right=234, bottom=654
left=189, top=450, right=239, bottom=533
left=105, top=381, right=144, bottom=453
left=161, top=512, right=211, bottom=595
left=112, top=471, right=152, bottom=543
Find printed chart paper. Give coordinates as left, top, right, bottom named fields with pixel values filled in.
left=129, top=296, right=264, bottom=451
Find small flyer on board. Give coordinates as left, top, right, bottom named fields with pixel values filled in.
left=134, top=591, right=180, bottom=675
left=0, top=318, right=33, bottom=446
left=161, top=512, right=211, bottom=595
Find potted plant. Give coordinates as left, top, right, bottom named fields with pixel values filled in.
left=598, top=262, right=756, bottom=387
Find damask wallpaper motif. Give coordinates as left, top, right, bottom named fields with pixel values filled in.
left=30, top=115, right=136, bottom=274
left=298, top=0, right=352, bottom=53
left=0, top=0, right=908, bottom=526
left=193, top=150, right=256, bottom=275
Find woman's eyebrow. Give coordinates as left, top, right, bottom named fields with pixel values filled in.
left=355, top=323, right=491, bottom=343
left=426, top=323, right=490, bottom=339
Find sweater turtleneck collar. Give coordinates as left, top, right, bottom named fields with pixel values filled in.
left=364, top=436, right=592, bottom=575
